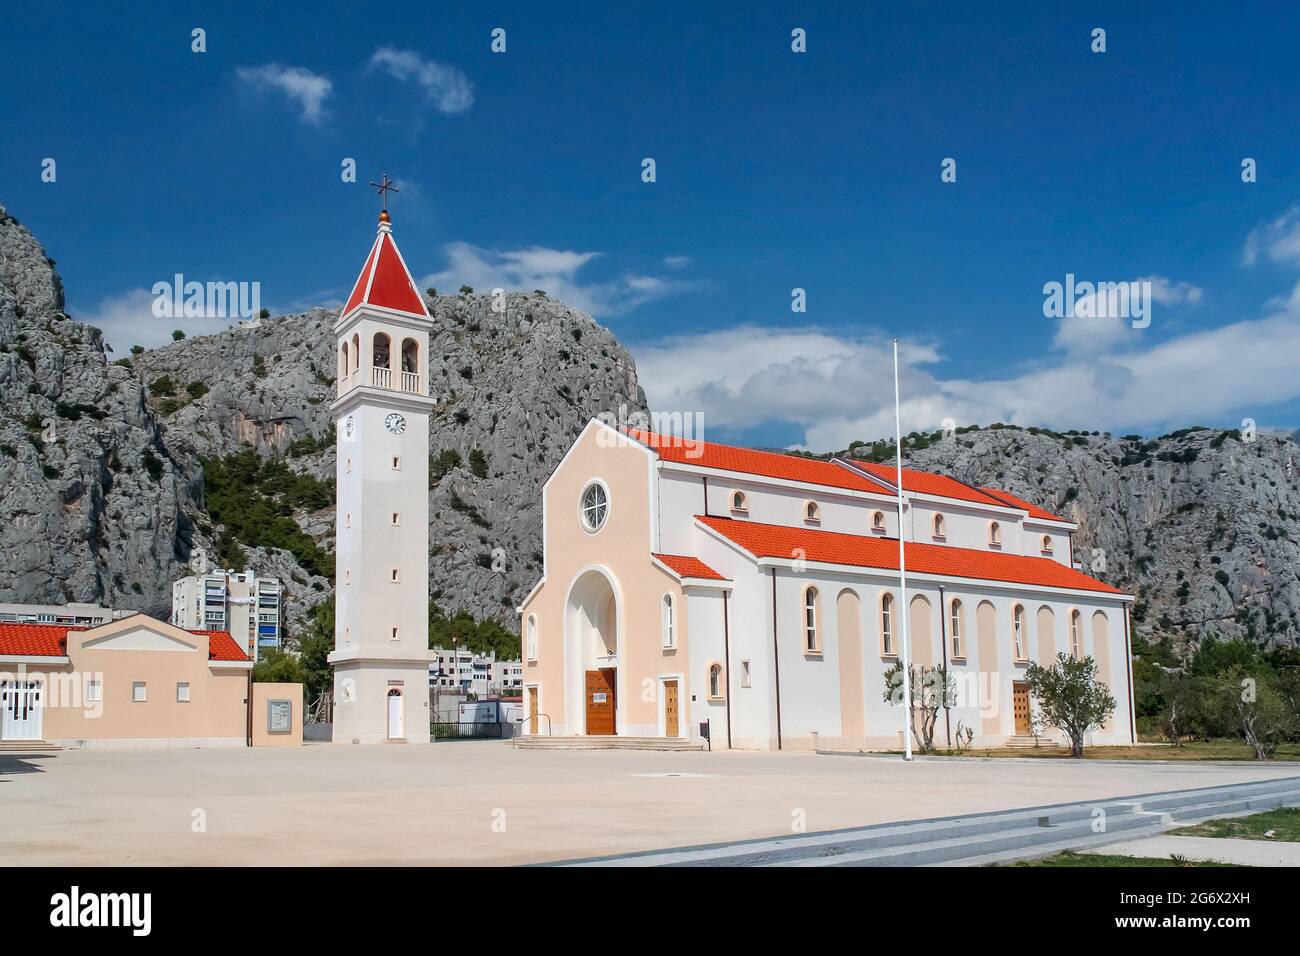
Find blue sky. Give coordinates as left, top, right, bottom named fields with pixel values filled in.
left=4, top=1, right=1300, bottom=450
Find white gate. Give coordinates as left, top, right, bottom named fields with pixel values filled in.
left=1, top=679, right=44, bottom=741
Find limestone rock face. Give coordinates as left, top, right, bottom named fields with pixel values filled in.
left=903, top=427, right=1300, bottom=649
left=0, top=205, right=202, bottom=618
left=5, top=205, right=1295, bottom=651
left=127, top=285, right=647, bottom=635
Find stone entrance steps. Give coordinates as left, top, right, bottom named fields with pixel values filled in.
left=514, top=735, right=705, bottom=752
left=559, top=775, right=1300, bottom=866
left=0, top=741, right=62, bottom=752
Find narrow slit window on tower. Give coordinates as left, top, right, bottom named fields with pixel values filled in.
left=391, top=512, right=400, bottom=526
left=391, top=626, right=399, bottom=641
left=392, top=456, right=401, bottom=470
left=391, top=568, right=400, bottom=583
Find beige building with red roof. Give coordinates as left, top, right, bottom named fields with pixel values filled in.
left=517, top=419, right=1135, bottom=750
left=0, top=614, right=252, bottom=747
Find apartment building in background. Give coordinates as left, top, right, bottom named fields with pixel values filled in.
left=171, top=570, right=282, bottom=661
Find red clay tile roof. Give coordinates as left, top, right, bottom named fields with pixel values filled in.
left=624, top=429, right=890, bottom=495
left=0, top=623, right=70, bottom=657
left=979, top=487, right=1066, bottom=523
left=189, top=630, right=252, bottom=662
left=0, top=623, right=250, bottom=661
left=653, top=553, right=727, bottom=580
left=697, top=515, right=1124, bottom=596
left=840, top=459, right=1008, bottom=508
left=343, top=227, right=428, bottom=318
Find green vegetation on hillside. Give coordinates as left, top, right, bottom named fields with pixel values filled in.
left=201, top=449, right=335, bottom=578
left=429, top=604, right=519, bottom=659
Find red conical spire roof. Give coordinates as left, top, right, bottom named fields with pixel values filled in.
left=343, top=213, right=428, bottom=319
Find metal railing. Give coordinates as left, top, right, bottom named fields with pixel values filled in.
left=431, top=720, right=506, bottom=741
left=510, top=712, right=552, bottom=748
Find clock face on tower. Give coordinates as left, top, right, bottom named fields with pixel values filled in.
left=384, top=413, right=407, bottom=435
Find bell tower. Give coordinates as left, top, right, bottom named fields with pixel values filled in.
left=328, top=194, right=436, bottom=744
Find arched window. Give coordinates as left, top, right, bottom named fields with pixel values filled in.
left=803, top=586, right=820, bottom=653
left=1013, top=604, right=1026, bottom=660
left=708, top=662, right=723, bottom=699
left=880, top=593, right=895, bottom=656
left=731, top=490, right=748, bottom=513
left=339, top=342, right=349, bottom=385
left=400, top=337, right=420, bottom=392
left=804, top=500, right=820, bottom=522
left=526, top=614, right=538, bottom=660
left=372, top=332, right=392, bottom=370
left=932, top=513, right=946, bottom=539
left=1040, top=534, right=1053, bottom=554
left=1069, top=610, right=1082, bottom=659
left=949, top=599, right=964, bottom=659
left=661, top=594, right=675, bottom=648
left=989, top=521, right=1001, bottom=547
left=350, top=332, right=360, bottom=373
left=872, top=511, right=886, bottom=533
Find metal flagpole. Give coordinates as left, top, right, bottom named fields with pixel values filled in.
left=893, top=339, right=913, bottom=762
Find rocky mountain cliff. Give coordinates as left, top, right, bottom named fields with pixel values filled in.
left=0, top=204, right=646, bottom=636
left=0, top=205, right=203, bottom=612
left=3, top=205, right=1296, bottom=652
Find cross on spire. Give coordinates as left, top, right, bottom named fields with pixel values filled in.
left=369, top=172, right=399, bottom=220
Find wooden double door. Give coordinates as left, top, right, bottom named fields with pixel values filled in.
left=1013, top=682, right=1031, bottom=735
left=585, top=668, right=616, bottom=735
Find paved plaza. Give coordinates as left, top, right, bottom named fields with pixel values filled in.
left=3, top=743, right=1297, bottom=866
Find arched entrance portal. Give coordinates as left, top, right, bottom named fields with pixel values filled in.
left=566, top=568, right=620, bottom=735
left=386, top=688, right=404, bottom=740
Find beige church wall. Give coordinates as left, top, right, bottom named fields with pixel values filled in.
left=251, top=682, right=303, bottom=746
left=836, top=589, right=865, bottom=739
left=975, top=600, right=1003, bottom=736
left=908, top=594, right=934, bottom=667
left=521, top=424, right=690, bottom=737
left=1092, top=610, right=1114, bottom=732
left=42, top=617, right=249, bottom=747
left=1036, top=605, right=1058, bottom=664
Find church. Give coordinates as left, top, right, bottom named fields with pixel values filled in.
left=516, top=420, right=1136, bottom=750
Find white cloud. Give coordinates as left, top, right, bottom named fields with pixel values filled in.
left=420, top=242, right=704, bottom=316
left=1143, top=275, right=1203, bottom=307
left=369, top=48, right=473, bottom=114
left=1244, top=207, right=1300, bottom=266
left=76, top=288, right=239, bottom=353
left=236, top=64, right=332, bottom=124
left=1051, top=274, right=1202, bottom=356
left=633, top=277, right=1300, bottom=452
left=663, top=255, right=691, bottom=269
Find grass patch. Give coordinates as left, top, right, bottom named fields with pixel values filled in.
left=1011, top=851, right=1241, bottom=868
left=903, top=740, right=1300, bottom=761
left=1169, top=806, right=1300, bottom=842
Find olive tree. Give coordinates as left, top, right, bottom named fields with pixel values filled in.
left=1023, top=653, right=1116, bottom=758
left=882, top=661, right=952, bottom=754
